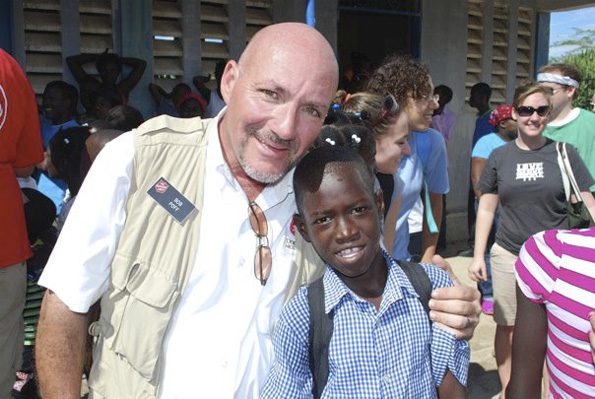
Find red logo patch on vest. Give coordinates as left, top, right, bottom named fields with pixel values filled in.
left=155, top=179, right=170, bottom=194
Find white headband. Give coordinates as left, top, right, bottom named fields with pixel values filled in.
left=537, top=72, right=579, bottom=88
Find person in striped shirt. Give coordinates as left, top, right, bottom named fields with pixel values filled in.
left=508, top=227, right=595, bottom=398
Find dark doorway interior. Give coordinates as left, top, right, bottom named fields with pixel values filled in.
left=337, top=2, right=420, bottom=92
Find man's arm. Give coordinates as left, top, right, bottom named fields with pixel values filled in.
left=506, top=286, right=547, bottom=398
left=470, top=157, right=486, bottom=199
left=36, top=290, right=90, bottom=399
left=438, top=370, right=467, bottom=399
left=66, top=54, right=97, bottom=85
left=148, top=82, right=168, bottom=104
left=420, top=192, right=443, bottom=263
left=118, top=57, right=147, bottom=97
left=429, top=255, right=481, bottom=340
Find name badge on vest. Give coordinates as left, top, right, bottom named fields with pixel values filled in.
left=147, top=177, right=197, bottom=224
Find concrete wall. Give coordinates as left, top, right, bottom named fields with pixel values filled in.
left=420, top=0, right=474, bottom=242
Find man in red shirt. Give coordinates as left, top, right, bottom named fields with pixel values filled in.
left=0, top=49, right=44, bottom=396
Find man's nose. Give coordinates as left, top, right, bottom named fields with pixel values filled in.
left=271, top=103, right=298, bottom=140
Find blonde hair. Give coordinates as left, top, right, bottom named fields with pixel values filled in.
left=333, top=90, right=400, bottom=138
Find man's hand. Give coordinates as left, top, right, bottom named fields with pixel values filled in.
left=429, top=254, right=481, bottom=340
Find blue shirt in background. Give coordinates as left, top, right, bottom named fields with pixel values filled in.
left=471, top=132, right=507, bottom=160
left=392, top=129, right=450, bottom=261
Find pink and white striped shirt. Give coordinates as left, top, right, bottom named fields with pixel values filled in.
left=515, top=227, right=595, bottom=399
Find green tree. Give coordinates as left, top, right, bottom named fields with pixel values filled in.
left=558, top=50, right=595, bottom=109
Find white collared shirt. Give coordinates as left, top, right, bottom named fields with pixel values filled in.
left=39, top=111, right=300, bottom=398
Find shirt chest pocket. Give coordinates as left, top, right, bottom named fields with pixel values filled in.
left=99, top=256, right=180, bottom=382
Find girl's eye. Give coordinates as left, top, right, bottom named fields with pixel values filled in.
left=352, top=206, right=367, bottom=214
left=313, top=216, right=330, bottom=225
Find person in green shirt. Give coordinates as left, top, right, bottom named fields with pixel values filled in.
left=538, top=63, right=595, bottom=191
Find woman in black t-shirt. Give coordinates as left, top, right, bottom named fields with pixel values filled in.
left=468, top=82, right=595, bottom=395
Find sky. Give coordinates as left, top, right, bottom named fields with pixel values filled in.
left=549, top=6, right=595, bottom=59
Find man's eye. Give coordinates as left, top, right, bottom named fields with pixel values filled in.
left=305, top=106, right=322, bottom=118
left=261, top=89, right=278, bottom=100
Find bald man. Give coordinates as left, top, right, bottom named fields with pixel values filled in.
left=36, top=23, right=479, bottom=398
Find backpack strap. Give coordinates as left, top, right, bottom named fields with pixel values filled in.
left=397, top=260, right=433, bottom=319
left=307, top=276, right=333, bottom=399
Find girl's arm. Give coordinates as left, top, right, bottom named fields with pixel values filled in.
left=581, top=191, right=595, bottom=221
left=505, top=286, right=547, bottom=398
left=468, top=193, right=498, bottom=282
left=438, top=370, right=467, bottom=399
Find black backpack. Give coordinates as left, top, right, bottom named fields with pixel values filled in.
left=307, top=260, right=432, bottom=399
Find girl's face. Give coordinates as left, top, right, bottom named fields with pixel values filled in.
left=374, top=112, right=411, bottom=174
left=513, top=93, right=550, bottom=140
left=403, top=76, right=439, bottom=132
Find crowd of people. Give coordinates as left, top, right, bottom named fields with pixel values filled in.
left=1, top=21, right=594, bottom=399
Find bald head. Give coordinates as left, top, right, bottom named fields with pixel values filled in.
left=239, top=23, right=338, bottom=84
left=218, top=23, right=339, bottom=189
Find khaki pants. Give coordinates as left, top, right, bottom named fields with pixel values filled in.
left=490, top=243, right=518, bottom=326
left=0, top=262, right=26, bottom=397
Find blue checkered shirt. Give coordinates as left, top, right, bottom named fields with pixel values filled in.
left=261, top=251, right=470, bottom=398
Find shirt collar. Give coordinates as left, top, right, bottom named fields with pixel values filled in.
left=322, top=250, right=421, bottom=314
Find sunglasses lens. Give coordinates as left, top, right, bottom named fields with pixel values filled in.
left=254, top=245, right=272, bottom=285
left=248, top=202, right=268, bottom=236
left=517, top=106, right=533, bottom=117
left=536, top=106, right=550, bottom=116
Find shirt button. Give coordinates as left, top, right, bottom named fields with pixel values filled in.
left=239, top=258, right=246, bottom=267
left=383, top=374, right=391, bottom=384
left=221, top=361, right=228, bottom=368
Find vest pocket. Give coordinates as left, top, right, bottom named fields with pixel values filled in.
left=104, top=258, right=179, bottom=382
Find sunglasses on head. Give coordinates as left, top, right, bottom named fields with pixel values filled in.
left=516, top=105, right=550, bottom=117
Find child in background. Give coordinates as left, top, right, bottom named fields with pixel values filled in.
left=42, top=127, right=91, bottom=231
left=261, top=145, right=469, bottom=398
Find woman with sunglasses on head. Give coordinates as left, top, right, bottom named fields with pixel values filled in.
left=366, top=55, right=447, bottom=264
left=317, top=91, right=410, bottom=253
left=470, top=82, right=595, bottom=397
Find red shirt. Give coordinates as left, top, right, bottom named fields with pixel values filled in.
left=0, top=49, right=44, bottom=267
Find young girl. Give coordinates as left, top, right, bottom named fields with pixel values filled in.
left=470, top=83, right=595, bottom=396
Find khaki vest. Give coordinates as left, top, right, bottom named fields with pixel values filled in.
left=88, top=115, right=324, bottom=398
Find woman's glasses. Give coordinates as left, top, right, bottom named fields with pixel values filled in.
left=248, top=201, right=272, bottom=286
left=516, top=105, right=550, bottom=117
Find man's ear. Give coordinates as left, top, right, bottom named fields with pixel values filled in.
left=374, top=190, right=385, bottom=219
left=220, top=60, right=239, bottom=104
left=293, top=213, right=311, bottom=243
left=511, top=108, right=518, bottom=121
